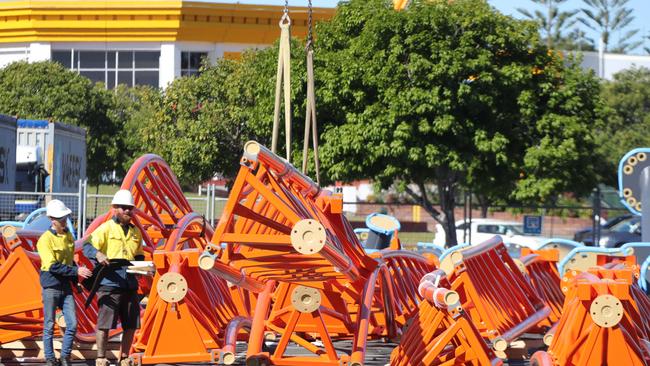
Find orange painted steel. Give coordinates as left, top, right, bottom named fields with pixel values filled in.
left=390, top=270, right=503, bottom=366
left=200, top=141, right=436, bottom=366
left=0, top=154, right=223, bottom=356
left=532, top=267, right=650, bottom=366
left=0, top=241, right=122, bottom=345
left=131, top=213, right=252, bottom=365
left=520, top=248, right=565, bottom=323
left=443, top=237, right=552, bottom=351
left=88, top=154, right=197, bottom=254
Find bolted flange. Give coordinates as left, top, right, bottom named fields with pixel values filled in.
left=590, top=294, right=623, bottom=328
left=157, top=272, right=188, bottom=303
left=290, top=219, right=326, bottom=255
left=291, top=285, right=321, bottom=313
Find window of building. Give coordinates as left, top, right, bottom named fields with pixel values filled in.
left=181, top=52, right=208, bottom=76
left=51, top=50, right=160, bottom=89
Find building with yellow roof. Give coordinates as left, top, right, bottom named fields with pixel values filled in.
left=0, top=0, right=334, bottom=88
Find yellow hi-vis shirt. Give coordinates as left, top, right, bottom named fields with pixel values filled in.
left=88, top=220, right=144, bottom=260
left=37, top=230, right=75, bottom=271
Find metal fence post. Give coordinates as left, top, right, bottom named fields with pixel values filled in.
left=77, top=179, right=83, bottom=237
left=205, top=184, right=211, bottom=225
left=82, top=179, right=88, bottom=235
left=210, top=184, right=216, bottom=226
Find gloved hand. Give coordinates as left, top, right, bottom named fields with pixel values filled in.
left=96, top=251, right=109, bottom=266
left=77, top=266, right=92, bottom=278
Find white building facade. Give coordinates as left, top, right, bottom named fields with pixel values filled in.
left=0, top=1, right=333, bottom=89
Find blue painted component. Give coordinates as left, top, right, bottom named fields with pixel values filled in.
left=558, top=246, right=634, bottom=276
left=0, top=221, right=24, bottom=228
left=416, top=242, right=445, bottom=257
left=537, top=238, right=583, bottom=251
left=640, top=255, right=650, bottom=292
left=17, top=119, right=49, bottom=129
left=21, top=207, right=77, bottom=239
left=365, top=213, right=400, bottom=236
left=439, top=243, right=471, bottom=263
left=618, top=147, right=650, bottom=216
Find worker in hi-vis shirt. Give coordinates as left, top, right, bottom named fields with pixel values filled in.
left=83, top=189, right=144, bottom=366
left=37, top=200, right=92, bottom=366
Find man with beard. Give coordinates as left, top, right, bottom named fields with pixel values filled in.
left=83, top=190, right=143, bottom=366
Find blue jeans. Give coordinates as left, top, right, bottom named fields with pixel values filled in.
left=42, top=288, right=77, bottom=360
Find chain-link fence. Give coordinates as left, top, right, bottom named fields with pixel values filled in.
left=0, top=184, right=228, bottom=236
left=1, top=182, right=635, bottom=249
left=346, top=202, right=633, bottom=248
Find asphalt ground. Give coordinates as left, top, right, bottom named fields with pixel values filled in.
left=1, top=339, right=535, bottom=365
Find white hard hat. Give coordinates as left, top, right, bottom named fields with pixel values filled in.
left=46, top=199, right=72, bottom=219
left=112, top=190, right=135, bottom=207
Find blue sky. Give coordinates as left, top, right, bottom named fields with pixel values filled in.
left=200, top=0, right=649, bottom=54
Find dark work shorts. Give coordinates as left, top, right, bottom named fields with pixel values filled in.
left=96, top=290, right=140, bottom=330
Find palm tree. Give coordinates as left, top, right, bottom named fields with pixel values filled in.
left=578, top=0, right=641, bottom=53
left=517, top=0, right=578, bottom=49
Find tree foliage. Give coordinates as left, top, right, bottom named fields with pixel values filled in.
left=0, top=61, right=117, bottom=184
left=107, top=85, right=162, bottom=177
left=596, top=67, right=650, bottom=181
left=129, top=42, right=310, bottom=186
left=517, top=0, right=578, bottom=49
left=578, top=0, right=640, bottom=53
left=315, top=0, right=604, bottom=245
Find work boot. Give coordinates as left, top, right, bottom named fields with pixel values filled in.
left=60, top=356, right=72, bottom=366
left=119, top=358, right=133, bottom=366
left=45, top=358, right=58, bottom=366
left=95, top=358, right=110, bottom=366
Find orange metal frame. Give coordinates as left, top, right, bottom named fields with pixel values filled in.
left=200, top=142, right=436, bottom=365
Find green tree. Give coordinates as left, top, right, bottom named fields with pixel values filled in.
left=136, top=40, right=312, bottom=186
left=107, top=85, right=162, bottom=176
left=578, top=0, right=640, bottom=53
left=558, top=28, right=596, bottom=51
left=596, top=67, right=650, bottom=180
left=315, top=0, right=604, bottom=246
left=0, top=61, right=117, bottom=184
left=517, top=0, right=578, bottom=49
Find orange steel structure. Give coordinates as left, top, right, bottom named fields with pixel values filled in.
left=521, top=248, right=565, bottom=324
left=532, top=266, right=650, bottom=366
left=1, top=153, right=250, bottom=366
left=131, top=213, right=252, bottom=365
left=0, top=232, right=121, bottom=345
left=390, top=269, right=502, bottom=366
left=199, top=141, right=436, bottom=366
left=105, top=154, right=252, bottom=365
left=440, top=237, right=552, bottom=352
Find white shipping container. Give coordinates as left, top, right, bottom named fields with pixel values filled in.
left=16, top=119, right=86, bottom=193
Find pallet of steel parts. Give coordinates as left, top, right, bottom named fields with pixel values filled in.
left=439, top=237, right=552, bottom=352
left=520, top=247, right=565, bottom=324
left=199, top=141, right=437, bottom=366
left=532, top=267, right=650, bottom=366
left=130, top=213, right=252, bottom=365
left=390, top=270, right=502, bottom=366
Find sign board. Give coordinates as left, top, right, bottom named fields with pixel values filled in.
left=523, top=215, right=543, bottom=235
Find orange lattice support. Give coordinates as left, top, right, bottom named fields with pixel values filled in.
left=521, top=248, right=565, bottom=324
left=199, top=141, right=436, bottom=366
left=532, top=267, right=650, bottom=366
left=441, top=237, right=552, bottom=351
left=131, top=213, right=251, bottom=365
left=390, top=270, right=503, bottom=366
